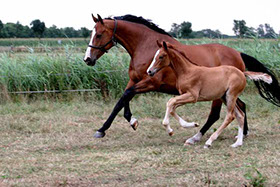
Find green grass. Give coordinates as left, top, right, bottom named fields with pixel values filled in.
left=0, top=38, right=279, bottom=102
left=0, top=38, right=88, bottom=47
left=0, top=93, right=279, bottom=186
left=0, top=38, right=280, bottom=186
left=0, top=47, right=130, bottom=100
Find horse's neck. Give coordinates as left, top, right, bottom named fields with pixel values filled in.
left=115, top=20, right=173, bottom=58
left=169, top=49, right=196, bottom=78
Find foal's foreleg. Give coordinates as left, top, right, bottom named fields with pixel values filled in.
left=163, top=93, right=197, bottom=136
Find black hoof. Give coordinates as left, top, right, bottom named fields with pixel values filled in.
left=93, top=131, right=105, bottom=138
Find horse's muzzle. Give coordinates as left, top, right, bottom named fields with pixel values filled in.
left=84, top=57, right=96, bottom=66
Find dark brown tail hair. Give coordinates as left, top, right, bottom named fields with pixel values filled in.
left=241, top=53, right=280, bottom=107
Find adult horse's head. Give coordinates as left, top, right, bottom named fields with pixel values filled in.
left=147, top=41, right=172, bottom=76
left=83, top=14, right=117, bottom=66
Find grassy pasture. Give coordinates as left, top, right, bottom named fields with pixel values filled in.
left=0, top=93, right=279, bottom=186
left=0, top=38, right=280, bottom=186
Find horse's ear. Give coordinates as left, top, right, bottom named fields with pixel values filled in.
left=97, top=14, right=104, bottom=25
left=156, top=40, right=162, bottom=48
left=92, top=14, right=98, bottom=23
left=163, top=41, right=168, bottom=51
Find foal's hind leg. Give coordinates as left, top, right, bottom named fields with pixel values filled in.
left=231, top=105, right=245, bottom=147
left=204, top=96, right=237, bottom=148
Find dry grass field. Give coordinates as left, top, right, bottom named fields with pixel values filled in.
left=0, top=92, right=279, bottom=186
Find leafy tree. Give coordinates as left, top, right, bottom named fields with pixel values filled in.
left=44, top=25, right=63, bottom=38
left=179, top=21, right=192, bottom=38
left=169, top=23, right=181, bottom=38
left=0, top=20, right=3, bottom=37
left=30, top=19, right=46, bottom=39
left=264, top=24, right=277, bottom=38
left=62, top=27, right=78, bottom=38
left=233, top=20, right=248, bottom=38
left=257, top=24, right=265, bottom=38
left=80, top=27, right=90, bottom=39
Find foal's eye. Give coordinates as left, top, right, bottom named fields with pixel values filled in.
left=159, top=56, right=163, bottom=60
left=96, top=34, right=102, bottom=39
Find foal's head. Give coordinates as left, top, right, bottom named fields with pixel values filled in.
left=147, top=41, right=172, bottom=76
left=84, top=14, right=116, bottom=66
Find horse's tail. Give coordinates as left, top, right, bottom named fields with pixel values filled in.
left=241, top=53, right=280, bottom=107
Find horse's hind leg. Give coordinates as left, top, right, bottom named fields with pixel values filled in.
left=231, top=105, right=245, bottom=147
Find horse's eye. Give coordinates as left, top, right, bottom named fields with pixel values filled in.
left=96, top=34, right=102, bottom=39
left=159, top=56, right=163, bottom=60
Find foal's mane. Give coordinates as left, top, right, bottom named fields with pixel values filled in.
left=105, top=14, right=172, bottom=37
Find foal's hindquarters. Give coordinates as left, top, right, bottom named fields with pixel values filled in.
left=162, top=67, right=247, bottom=148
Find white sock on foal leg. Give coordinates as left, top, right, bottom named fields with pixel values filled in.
left=231, top=126, right=243, bottom=148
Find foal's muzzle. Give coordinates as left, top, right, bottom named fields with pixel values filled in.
left=84, top=57, right=96, bottom=66
left=147, top=69, right=157, bottom=77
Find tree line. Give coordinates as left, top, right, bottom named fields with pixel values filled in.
left=0, top=19, right=90, bottom=39
left=168, top=19, right=279, bottom=39
left=0, top=18, right=279, bottom=39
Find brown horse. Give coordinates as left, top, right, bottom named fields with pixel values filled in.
left=84, top=14, right=280, bottom=142
left=148, top=41, right=273, bottom=148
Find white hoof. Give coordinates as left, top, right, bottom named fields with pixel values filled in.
left=130, top=117, right=138, bottom=130
left=185, top=132, right=202, bottom=145
left=204, top=144, right=211, bottom=149
left=231, top=142, right=242, bottom=148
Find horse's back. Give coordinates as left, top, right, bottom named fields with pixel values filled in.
left=179, top=43, right=245, bottom=71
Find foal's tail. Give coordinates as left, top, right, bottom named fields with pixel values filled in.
left=241, top=53, right=280, bottom=107
left=244, top=71, right=272, bottom=84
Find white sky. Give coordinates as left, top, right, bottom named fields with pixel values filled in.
left=0, top=0, right=279, bottom=35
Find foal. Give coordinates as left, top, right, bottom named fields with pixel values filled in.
left=147, top=41, right=272, bottom=148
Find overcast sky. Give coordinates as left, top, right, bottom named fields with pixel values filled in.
left=1, top=0, right=279, bottom=35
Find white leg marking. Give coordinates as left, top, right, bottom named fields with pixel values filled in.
left=178, top=116, right=198, bottom=128
left=231, top=126, right=243, bottom=148
left=146, top=50, right=159, bottom=74
left=185, top=132, right=202, bottom=145
left=130, top=117, right=138, bottom=126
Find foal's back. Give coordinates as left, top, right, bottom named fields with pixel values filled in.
left=190, top=65, right=247, bottom=102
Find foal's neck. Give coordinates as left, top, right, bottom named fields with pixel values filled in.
left=169, top=49, right=196, bottom=77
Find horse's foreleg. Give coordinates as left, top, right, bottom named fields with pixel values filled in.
left=94, top=77, right=156, bottom=138
left=94, top=87, right=136, bottom=138
left=185, top=100, right=222, bottom=145
left=123, top=80, right=139, bottom=130
left=236, top=98, right=249, bottom=136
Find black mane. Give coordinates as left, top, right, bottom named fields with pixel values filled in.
left=106, top=14, right=172, bottom=37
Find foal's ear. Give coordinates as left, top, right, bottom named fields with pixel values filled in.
left=97, top=14, right=104, bottom=25
left=156, top=40, right=162, bottom=48
left=92, top=14, right=99, bottom=23
left=163, top=41, right=168, bottom=51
